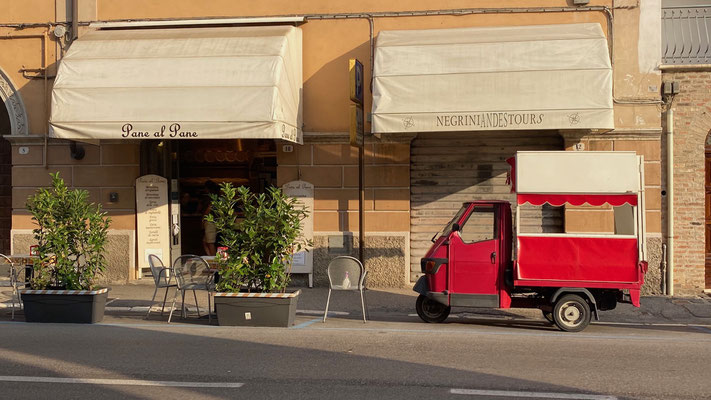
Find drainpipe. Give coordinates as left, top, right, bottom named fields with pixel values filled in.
left=72, top=0, right=79, bottom=40
left=666, top=109, right=674, bottom=296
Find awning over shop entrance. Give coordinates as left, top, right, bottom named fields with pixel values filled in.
left=371, top=23, right=613, bottom=134
left=50, top=26, right=303, bottom=143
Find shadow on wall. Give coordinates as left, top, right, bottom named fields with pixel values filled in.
left=0, top=98, right=12, bottom=254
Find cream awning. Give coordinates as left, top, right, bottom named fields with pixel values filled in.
left=371, top=23, right=613, bottom=133
left=50, top=26, right=303, bottom=143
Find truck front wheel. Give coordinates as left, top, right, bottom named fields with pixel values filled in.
left=553, top=294, right=591, bottom=332
left=416, top=295, right=450, bottom=323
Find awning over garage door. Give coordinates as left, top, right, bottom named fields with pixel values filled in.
left=50, top=25, right=303, bottom=143
left=371, top=23, right=613, bottom=134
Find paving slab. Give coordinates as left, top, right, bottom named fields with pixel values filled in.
left=2, top=280, right=711, bottom=327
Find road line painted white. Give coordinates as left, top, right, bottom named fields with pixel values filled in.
left=450, top=388, right=617, bottom=399
left=0, top=375, right=244, bottom=388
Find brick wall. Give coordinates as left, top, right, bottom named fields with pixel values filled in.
left=11, top=141, right=139, bottom=282
left=663, top=70, right=711, bottom=293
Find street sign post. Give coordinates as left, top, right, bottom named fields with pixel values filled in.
left=349, top=59, right=364, bottom=105
left=349, top=104, right=364, bottom=147
left=349, top=58, right=365, bottom=263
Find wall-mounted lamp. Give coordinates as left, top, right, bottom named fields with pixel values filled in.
left=69, top=141, right=85, bottom=160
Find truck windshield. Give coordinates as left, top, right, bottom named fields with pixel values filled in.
left=431, top=205, right=468, bottom=242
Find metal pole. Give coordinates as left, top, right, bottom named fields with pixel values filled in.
left=666, top=109, right=674, bottom=296
left=359, top=134, right=365, bottom=263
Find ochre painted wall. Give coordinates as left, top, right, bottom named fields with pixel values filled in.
left=1, top=1, right=659, bottom=136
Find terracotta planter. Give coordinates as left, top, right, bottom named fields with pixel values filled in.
left=214, top=290, right=300, bottom=327
left=20, top=288, right=109, bottom=323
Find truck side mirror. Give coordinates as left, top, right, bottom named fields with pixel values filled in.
left=452, top=223, right=460, bottom=232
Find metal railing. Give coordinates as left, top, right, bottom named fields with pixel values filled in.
left=663, top=6, right=711, bottom=65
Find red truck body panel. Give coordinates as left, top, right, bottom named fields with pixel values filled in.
left=516, top=236, right=640, bottom=283
left=421, top=201, right=645, bottom=309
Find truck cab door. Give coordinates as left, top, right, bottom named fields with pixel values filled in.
left=449, top=204, right=500, bottom=307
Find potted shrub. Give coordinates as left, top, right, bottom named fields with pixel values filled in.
left=207, top=184, right=310, bottom=327
left=20, top=172, right=111, bottom=323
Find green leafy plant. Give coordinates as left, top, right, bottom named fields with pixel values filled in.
left=26, top=172, right=111, bottom=290
left=206, top=183, right=310, bottom=293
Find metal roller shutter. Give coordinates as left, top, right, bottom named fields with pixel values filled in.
left=410, top=131, right=564, bottom=282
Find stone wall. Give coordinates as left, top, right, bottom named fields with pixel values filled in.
left=643, top=237, right=663, bottom=296
left=12, top=230, right=134, bottom=284
left=662, top=70, right=711, bottom=293
left=309, top=234, right=408, bottom=288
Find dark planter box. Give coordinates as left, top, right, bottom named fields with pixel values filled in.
left=21, top=288, right=109, bottom=323
left=214, top=290, right=300, bottom=327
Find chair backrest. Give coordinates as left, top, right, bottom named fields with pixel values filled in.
left=172, top=255, right=210, bottom=289
left=148, top=254, right=167, bottom=286
left=0, top=254, right=13, bottom=281
left=327, top=256, right=365, bottom=290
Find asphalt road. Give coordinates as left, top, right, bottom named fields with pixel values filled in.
left=0, top=315, right=709, bottom=400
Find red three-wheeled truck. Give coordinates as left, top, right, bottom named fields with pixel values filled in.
left=414, top=151, right=648, bottom=332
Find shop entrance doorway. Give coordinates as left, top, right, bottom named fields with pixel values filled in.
left=176, top=139, right=276, bottom=255
left=138, top=139, right=276, bottom=273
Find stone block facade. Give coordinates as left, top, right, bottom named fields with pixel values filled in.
left=10, top=141, right=140, bottom=283
left=278, top=137, right=411, bottom=287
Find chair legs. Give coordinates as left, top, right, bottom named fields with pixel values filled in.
left=167, top=287, right=213, bottom=324
left=168, top=288, right=180, bottom=323
left=160, top=288, right=169, bottom=315
left=193, top=290, right=201, bottom=317
left=10, top=286, right=15, bottom=321
left=324, top=288, right=368, bottom=323
left=360, top=289, right=367, bottom=323
left=207, top=291, right=212, bottom=324
left=145, top=286, right=159, bottom=319
left=323, top=288, right=332, bottom=322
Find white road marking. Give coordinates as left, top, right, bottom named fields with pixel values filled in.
left=450, top=388, right=617, bottom=399
left=0, top=375, right=244, bottom=388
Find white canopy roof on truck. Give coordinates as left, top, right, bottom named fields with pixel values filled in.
left=513, top=151, right=642, bottom=195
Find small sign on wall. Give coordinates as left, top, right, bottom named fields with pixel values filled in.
left=136, top=175, right=170, bottom=277
left=282, top=180, right=314, bottom=287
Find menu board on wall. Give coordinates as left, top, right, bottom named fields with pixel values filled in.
left=136, top=175, right=170, bottom=274
left=282, top=180, right=314, bottom=285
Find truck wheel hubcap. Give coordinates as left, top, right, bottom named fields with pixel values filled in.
left=560, top=303, right=582, bottom=326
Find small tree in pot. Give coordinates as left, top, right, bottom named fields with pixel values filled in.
left=21, top=172, right=111, bottom=323
left=206, top=183, right=310, bottom=326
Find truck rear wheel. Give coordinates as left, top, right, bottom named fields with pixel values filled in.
left=541, top=310, right=554, bottom=324
left=416, top=295, right=450, bottom=323
left=553, top=294, right=591, bottom=332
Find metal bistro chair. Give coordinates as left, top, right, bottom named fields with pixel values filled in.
left=323, top=256, right=368, bottom=323
left=145, top=254, right=177, bottom=319
left=168, top=255, right=215, bottom=324
left=0, top=254, right=24, bottom=320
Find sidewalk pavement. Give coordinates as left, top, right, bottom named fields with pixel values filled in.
left=2, top=278, right=711, bottom=326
